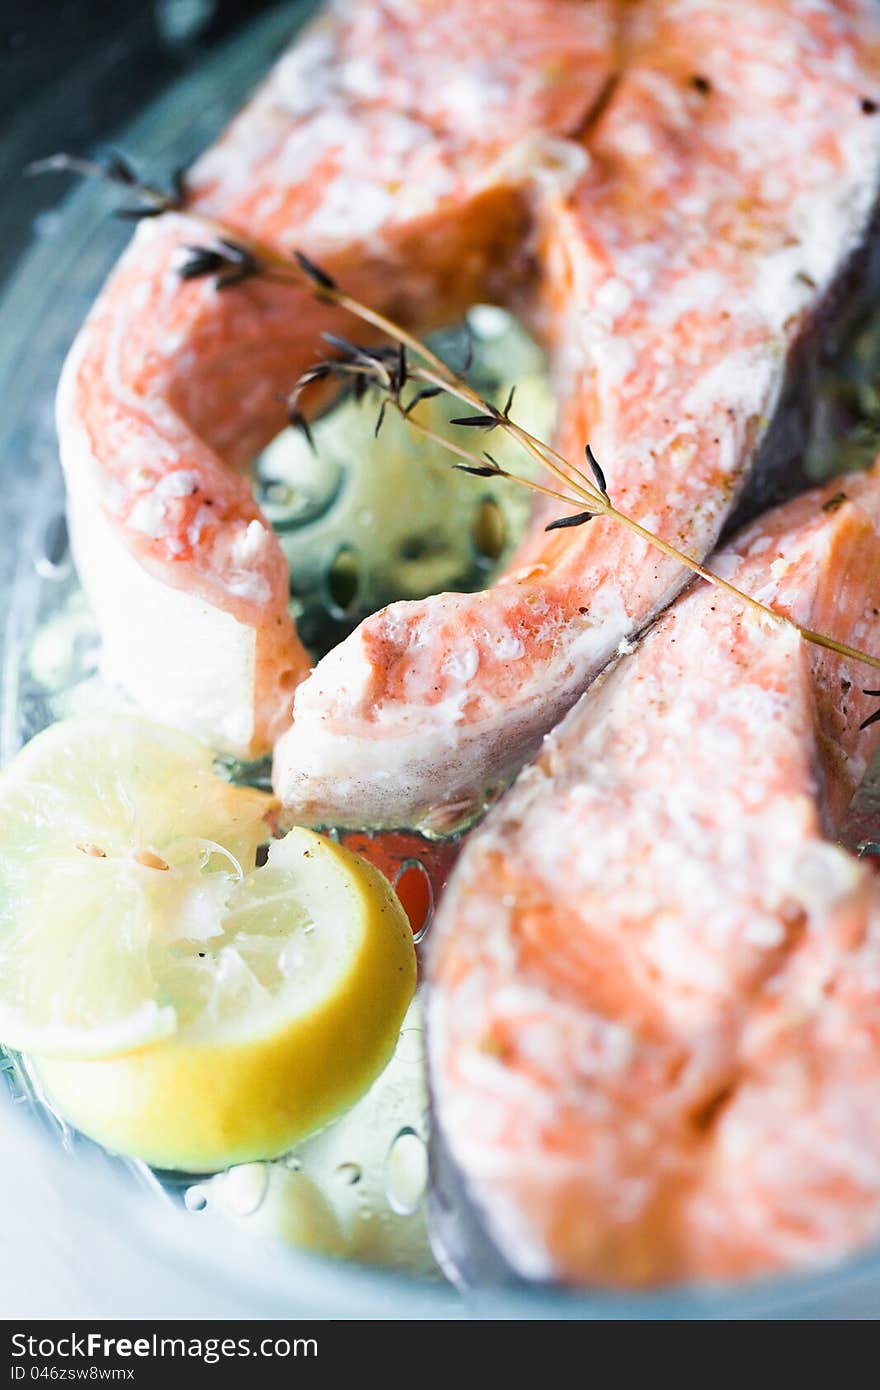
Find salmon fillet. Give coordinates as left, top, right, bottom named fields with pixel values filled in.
left=428, top=464, right=880, bottom=1287
left=56, top=0, right=616, bottom=756
left=275, top=0, right=880, bottom=827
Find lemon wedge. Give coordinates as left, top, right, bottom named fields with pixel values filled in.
left=0, top=717, right=416, bottom=1169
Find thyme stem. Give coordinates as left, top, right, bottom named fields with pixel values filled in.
left=252, top=247, right=880, bottom=676
left=393, top=400, right=590, bottom=511
left=395, top=382, right=880, bottom=672
left=310, top=288, right=880, bottom=675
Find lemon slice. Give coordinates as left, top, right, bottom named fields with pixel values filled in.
left=0, top=717, right=274, bottom=1057
left=0, top=717, right=416, bottom=1169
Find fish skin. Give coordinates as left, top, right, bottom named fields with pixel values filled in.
left=55, top=0, right=615, bottom=757
left=428, top=464, right=880, bottom=1288
left=275, top=0, right=880, bottom=828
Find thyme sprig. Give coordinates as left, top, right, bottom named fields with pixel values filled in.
left=30, top=151, right=880, bottom=677
left=279, top=297, right=880, bottom=677
left=27, top=151, right=186, bottom=221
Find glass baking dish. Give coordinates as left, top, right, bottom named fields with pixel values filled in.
left=3, top=0, right=880, bottom=1320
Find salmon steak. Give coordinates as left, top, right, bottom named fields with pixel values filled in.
left=56, top=0, right=617, bottom=757
left=56, top=0, right=880, bottom=790
left=429, top=466, right=880, bottom=1286
left=275, top=0, right=880, bottom=826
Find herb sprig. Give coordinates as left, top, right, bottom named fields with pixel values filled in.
left=30, top=151, right=880, bottom=679
left=27, top=151, right=186, bottom=221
